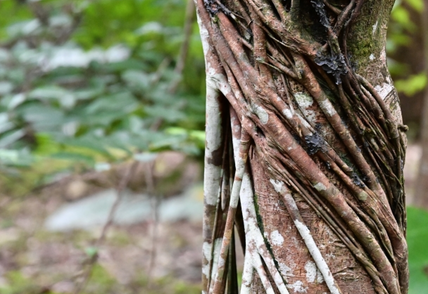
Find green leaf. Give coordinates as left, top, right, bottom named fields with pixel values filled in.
left=189, top=130, right=206, bottom=143
left=145, top=105, right=185, bottom=122
left=122, top=69, right=150, bottom=90
left=29, top=86, right=76, bottom=109
left=0, top=81, right=14, bottom=95
left=85, top=92, right=138, bottom=114
left=0, top=148, right=32, bottom=166
left=51, top=152, right=95, bottom=164
left=101, top=59, right=149, bottom=72
left=5, top=93, right=26, bottom=110
left=0, top=113, right=14, bottom=134
left=395, top=73, right=427, bottom=96
left=34, top=133, right=61, bottom=156
left=391, top=6, right=416, bottom=31
left=18, top=104, right=65, bottom=132
left=84, top=246, right=99, bottom=258
left=7, top=19, right=41, bottom=38
left=0, top=129, right=26, bottom=148
left=74, top=88, right=103, bottom=101
left=135, top=22, right=164, bottom=35
left=59, top=136, right=112, bottom=156
left=405, top=0, right=424, bottom=12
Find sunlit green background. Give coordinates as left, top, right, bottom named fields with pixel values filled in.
left=0, top=0, right=426, bottom=293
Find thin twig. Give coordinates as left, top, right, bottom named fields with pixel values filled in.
left=72, top=161, right=139, bottom=294
left=169, top=0, right=196, bottom=93
left=144, top=159, right=159, bottom=284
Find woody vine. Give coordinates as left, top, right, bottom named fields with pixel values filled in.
left=197, top=0, right=408, bottom=293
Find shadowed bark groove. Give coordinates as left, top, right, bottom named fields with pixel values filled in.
left=197, top=0, right=408, bottom=293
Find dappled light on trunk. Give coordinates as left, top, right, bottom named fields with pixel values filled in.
left=197, top=0, right=408, bottom=293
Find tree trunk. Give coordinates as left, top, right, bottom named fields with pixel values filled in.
left=414, top=0, right=428, bottom=209
left=197, top=1, right=408, bottom=293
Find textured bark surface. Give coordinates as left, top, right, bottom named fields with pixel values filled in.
left=197, top=1, right=408, bottom=293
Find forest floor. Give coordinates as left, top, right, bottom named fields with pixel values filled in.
left=0, top=185, right=203, bottom=293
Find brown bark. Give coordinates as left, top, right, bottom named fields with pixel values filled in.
left=198, top=1, right=408, bottom=293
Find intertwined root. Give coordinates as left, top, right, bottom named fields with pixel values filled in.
left=199, top=1, right=408, bottom=293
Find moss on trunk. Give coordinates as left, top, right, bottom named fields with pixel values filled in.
left=197, top=1, right=408, bottom=293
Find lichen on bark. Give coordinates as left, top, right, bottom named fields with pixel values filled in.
left=197, top=0, right=408, bottom=293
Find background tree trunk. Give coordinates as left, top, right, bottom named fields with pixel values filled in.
left=414, top=0, right=428, bottom=209
left=197, top=1, right=408, bottom=293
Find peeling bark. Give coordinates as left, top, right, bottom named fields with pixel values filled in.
left=197, top=1, right=408, bottom=293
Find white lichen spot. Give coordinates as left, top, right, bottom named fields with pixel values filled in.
left=234, top=125, right=240, bottom=134
left=203, top=177, right=220, bottom=206
left=207, top=63, right=216, bottom=77
left=305, top=261, right=317, bottom=283
left=269, top=179, right=284, bottom=193
left=270, top=230, right=284, bottom=246
left=279, top=262, right=294, bottom=277
left=202, top=241, right=211, bottom=259
left=204, top=94, right=222, bottom=153
left=283, top=108, right=293, bottom=119
left=314, top=182, right=327, bottom=191
left=305, top=261, right=324, bottom=283
left=210, top=238, right=222, bottom=280
left=358, top=191, right=368, bottom=201
left=196, top=14, right=210, bottom=57
left=319, top=99, right=337, bottom=117
left=386, top=75, right=392, bottom=85
left=369, top=54, right=375, bottom=61
left=375, top=83, right=393, bottom=101
left=294, top=92, right=314, bottom=108
left=287, top=280, right=308, bottom=293
left=380, top=47, right=387, bottom=63
left=202, top=242, right=211, bottom=278
left=294, top=92, right=318, bottom=123
left=372, top=20, right=378, bottom=35
left=253, top=104, right=269, bottom=124
left=217, top=256, right=225, bottom=268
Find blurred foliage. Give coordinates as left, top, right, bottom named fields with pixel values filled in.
left=0, top=0, right=205, bottom=194
left=395, top=73, right=427, bottom=96
left=388, top=0, right=427, bottom=95
left=0, top=1, right=206, bottom=292
left=0, top=0, right=425, bottom=191
left=407, top=207, right=428, bottom=294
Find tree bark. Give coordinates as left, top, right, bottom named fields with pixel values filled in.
left=197, top=1, right=408, bottom=293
